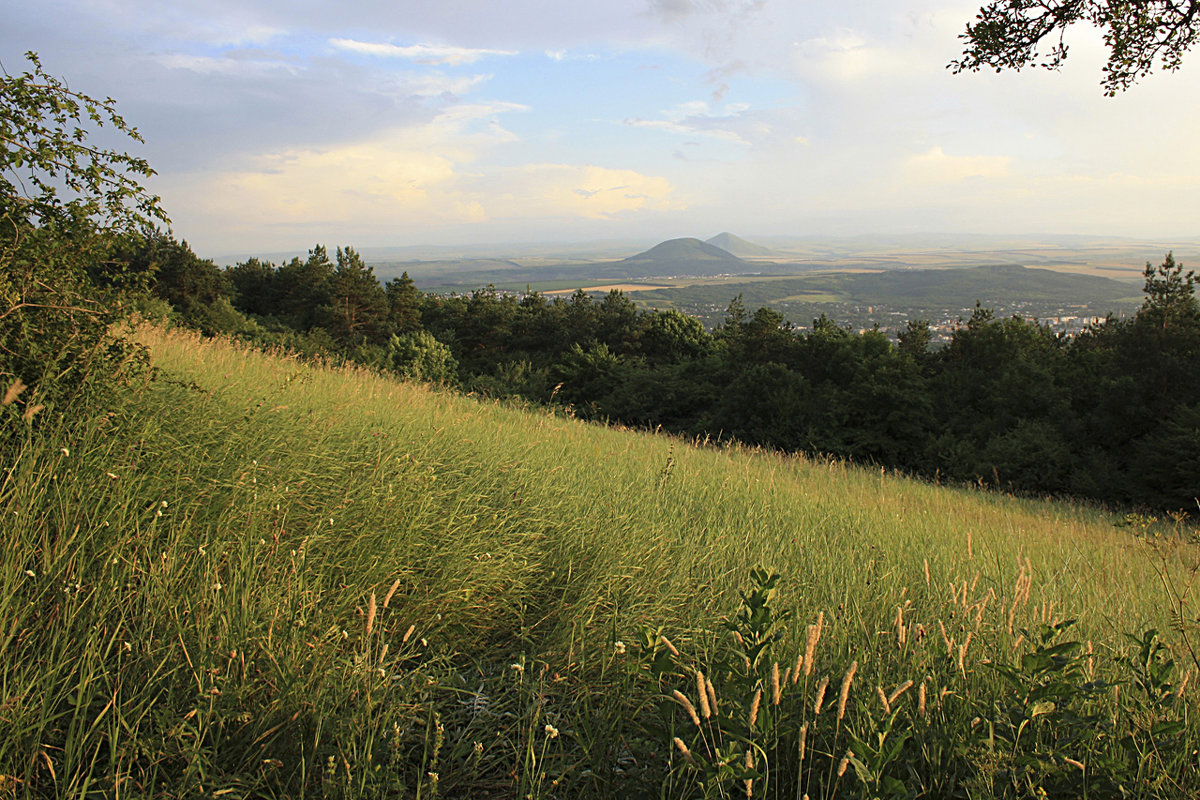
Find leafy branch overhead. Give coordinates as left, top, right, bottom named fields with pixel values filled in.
left=0, top=51, right=165, bottom=232
left=952, top=0, right=1200, bottom=94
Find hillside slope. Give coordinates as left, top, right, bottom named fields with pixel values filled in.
left=2, top=326, right=1195, bottom=797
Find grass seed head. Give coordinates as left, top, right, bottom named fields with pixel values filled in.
left=673, top=737, right=696, bottom=766
left=382, top=578, right=401, bottom=609
left=672, top=689, right=701, bottom=727
left=2, top=378, right=27, bottom=405
left=814, top=675, right=830, bottom=715
left=837, top=661, right=858, bottom=722
left=887, top=679, right=914, bottom=706
left=697, top=672, right=712, bottom=719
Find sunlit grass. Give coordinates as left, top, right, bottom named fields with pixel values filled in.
left=1, top=324, right=1195, bottom=798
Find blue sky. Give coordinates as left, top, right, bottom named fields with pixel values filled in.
left=6, top=0, right=1200, bottom=256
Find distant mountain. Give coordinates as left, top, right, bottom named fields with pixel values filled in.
left=621, top=237, right=747, bottom=275
left=705, top=232, right=776, bottom=258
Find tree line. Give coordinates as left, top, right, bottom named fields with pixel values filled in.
left=127, top=233, right=1200, bottom=513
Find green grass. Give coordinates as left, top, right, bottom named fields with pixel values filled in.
left=1, top=325, right=1197, bottom=798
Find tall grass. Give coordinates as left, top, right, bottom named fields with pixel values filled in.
left=0, top=325, right=1195, bottom=797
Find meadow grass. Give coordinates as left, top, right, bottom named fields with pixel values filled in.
left=1, top=325, right=1196, bottom=798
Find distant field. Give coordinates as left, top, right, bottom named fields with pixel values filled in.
left=543, top=282, right=670, bottom=295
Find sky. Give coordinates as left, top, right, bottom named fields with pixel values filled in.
left=5, top=1, right=1200, bottom=258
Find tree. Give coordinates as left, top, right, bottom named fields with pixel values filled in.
left=1, top=52, right=166, bottom=425
left=323, top=246, right=387, bottom=346
left=1139, top=251, right=1199, bottom=329
left=385, top=271, right=422, bottom=334
left=952, top=0, right=1200, bottom=94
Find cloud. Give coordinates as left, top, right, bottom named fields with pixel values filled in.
left=329, top=38, right=517, bottom=65
left=388, top=72, right=493, bottom=97
left=154, top=52, right=299, bottom=76
left=485, top=164, right=679, bottom=219
left=159, top=99, right=679, bottom=248
left=902, top=146, right=1012, bottom=183
left=623, top=99, right=759, bottom=145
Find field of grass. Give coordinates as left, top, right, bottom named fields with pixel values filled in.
left=2, top=325, right=1197, bottom=798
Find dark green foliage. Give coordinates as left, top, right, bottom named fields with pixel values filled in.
left=1, top=52, right=165, bottom=432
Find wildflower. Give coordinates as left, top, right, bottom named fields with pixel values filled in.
left=106, top=472, right=119, bottom=480
left=24, top=570, right=35, bottom=578
left=544, top=724, right=559, bottom=739
left=613, top=640, right=626, bottom=655
left=60, top=447, right=69, bottom=456
left=510, top=662, right=524, bottom=673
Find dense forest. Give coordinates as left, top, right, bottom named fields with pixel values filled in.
left=115, top=233, right=1199, bottom=512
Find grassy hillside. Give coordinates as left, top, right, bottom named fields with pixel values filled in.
left=2, top=326, right=1197, bottom=798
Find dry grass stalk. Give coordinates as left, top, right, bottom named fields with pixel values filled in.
left=660, top=635, right=681, bottom=658
left=967, top=530, right=973, bottom=559
left=923, top=558, right=930, bottom=585
left=799, top=723, right=808, bottom=763
left=21, top=403, right=44, bottom=422
left=918, top=682, right=927, bottom=718
left=792, top=648, right=804, bottom=685
left=366, top=593, right=377, bottom=635
left=697, top=671, right=712, bottom=719
left=895, top=606, right=906, bottom=648
left=772, top=662, right=781, bottom=705
left=1064, top=757, right=1086, bottom=771
left=707, top=676, right=719, bottom=717
left=1177, top=669, right=1191, bottom=699
left=750, top=688, right=762, bottom=728
left=837, top=661, right=858, bottom=722
left=382, top=578, right=402, bottom=609
left=401, top=624, right=415, bottom=644
left=673, top=690, right=701, bottom=727
left=876, top=686, right=891, bottom=715
left=837, top=750, right=852, bottom=778
left=814, top=675, right=830, bottom=714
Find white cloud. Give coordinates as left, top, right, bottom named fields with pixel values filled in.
left=154, top=53, right=298, bottom=76
left=329, top=38, right=517, bottom=65
left=159, top=98, right=679, bottom=247
left=390, top=72, right=493, bottom=97
left=902, top=146, right=1012, bottom=183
